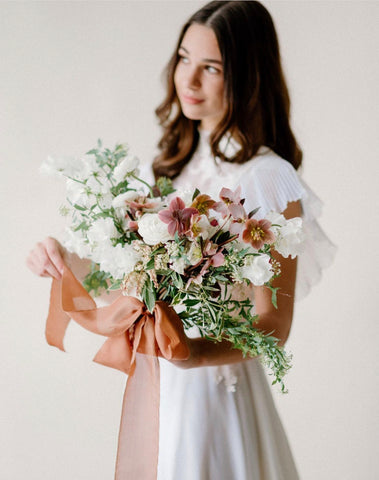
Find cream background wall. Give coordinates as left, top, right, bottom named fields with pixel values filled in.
left=1, top=1, right=378, bottom=479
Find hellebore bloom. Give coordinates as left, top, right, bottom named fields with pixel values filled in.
left=214, top=186, right=244, bottom=218
left=191, top=194, right=216, bottom=215
left=242, top=219, right=275, bottom=249
left=158, top=197, right=198, bottom=236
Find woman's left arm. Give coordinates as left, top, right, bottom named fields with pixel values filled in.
left=171, top=200, right=302, bottom=369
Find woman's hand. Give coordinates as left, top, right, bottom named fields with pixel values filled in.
left=26, top=237, right=66, bottom=280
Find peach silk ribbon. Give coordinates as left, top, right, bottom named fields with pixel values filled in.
left=46, top=265, right=190, bottom=480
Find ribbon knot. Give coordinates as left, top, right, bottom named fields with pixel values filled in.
left=46, top=265, right=190, bottom=479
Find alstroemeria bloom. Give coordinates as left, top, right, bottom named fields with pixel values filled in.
left=242, top=218, right=275, bottom=249
left=158, top=197, right=198, bottom=236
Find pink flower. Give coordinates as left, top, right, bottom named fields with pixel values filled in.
left=158, top=197, right=198, bottom=236
left=128, top=197, right=160, bottom=217
left=214, top=186, right=244, bottom=219
left=219, top=186, right=242, bottom=205
left=242, top=219, right=275, bottom=249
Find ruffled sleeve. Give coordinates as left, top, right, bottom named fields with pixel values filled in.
left=237, top=151, right=336, bottom=301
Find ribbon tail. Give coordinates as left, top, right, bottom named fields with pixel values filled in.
left=115, top=353, right=160, bottom=480
left=46, top=276, right=71, bottom=351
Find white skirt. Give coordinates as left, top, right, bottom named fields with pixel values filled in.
left=157, top=357, right=299, bottom=480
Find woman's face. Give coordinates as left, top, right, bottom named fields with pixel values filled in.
left=174, top=24, right=226, bottom=132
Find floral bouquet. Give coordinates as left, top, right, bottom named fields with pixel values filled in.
left=41, top=140, right=305, bottom=391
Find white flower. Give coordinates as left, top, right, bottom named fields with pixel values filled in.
left=171, top=257, right=186, bottom=275
left=63, top=227, right=91, bottom=258
left=192, top=214, right=218, bottom=240
left=66, top=179, right=93, bottom=208
left=82, top=156, right=101, bottom=177
left=98, top=243, right=141, bottom=280
left=239, top=254, right=274, bottom=286
left=137, top=213, right=172, bottom=246
left=87, top=218, right=120, bottom=248
left=167, top=188, right=193, bottom=207
left=40, top=155, right=84, bottom=179
left=274, top=217, right=305, bottom=259
left=265, top=211, right=286, bottom=234
left=187, top=241, right=202, bottom=265
left=86, top=173, right=109, bottom=195
left=113, top=155, right=140, bottom=183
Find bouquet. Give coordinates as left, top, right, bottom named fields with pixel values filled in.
left=41, top=140, right=305, bottom=391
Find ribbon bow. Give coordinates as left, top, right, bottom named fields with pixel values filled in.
left=46, top=265, right=190, bottom=479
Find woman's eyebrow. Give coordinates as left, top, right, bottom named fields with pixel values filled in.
left=178, top=45, right=223, bottom=65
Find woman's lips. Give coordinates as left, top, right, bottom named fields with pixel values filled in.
left=181, top=95, right=204, bottom=104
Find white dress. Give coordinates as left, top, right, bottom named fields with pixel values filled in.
left=156, top=130, right=336, bottom=480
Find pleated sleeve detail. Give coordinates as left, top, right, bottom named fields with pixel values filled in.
left=237, top=153, right=336, bottom=301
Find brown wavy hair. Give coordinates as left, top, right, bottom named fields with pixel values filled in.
left=153, top=1, right=302, bottom=180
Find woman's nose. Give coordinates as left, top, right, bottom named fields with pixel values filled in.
left=185, top=67, right=201, bottom=90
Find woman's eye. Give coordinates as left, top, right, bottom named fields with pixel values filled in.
left=205, top=65, right=220, bottom=74
left=178, top=55, right=189, bottom=64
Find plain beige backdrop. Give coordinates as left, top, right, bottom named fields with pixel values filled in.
left=1, top=1, right=378, bottom=479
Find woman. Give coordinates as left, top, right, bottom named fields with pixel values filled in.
left=27, top=2, right=335, bottom=479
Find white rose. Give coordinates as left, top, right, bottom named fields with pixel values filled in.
left=99, top=243, right=141, bottom=280
left=113, top=156, right=140, bottom=183
left=239, top=254, right=274, bottom=286
left=137, top=213, right=172, bottom=246
left=275, top=217, right=305, bottom=258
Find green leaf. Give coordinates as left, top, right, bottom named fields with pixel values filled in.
left=111, top=180, right=131, bottom=196
left=171, top=272, right=184, bottom=289
left=142, top=280, right=156, bottom=312
left=267, top=286, right=279, bottom=309
left=192, top=188, right=200, bottom=201
left=109, top=280, right=122, bottom=290
left=83, top=268, right=110, bottom=296
left=183, top=299, right=199, bottom=306
left=73, top=204, right=87, bottom=211
left=248, top=206, right=261, bottom=218
left=156, top=177, right=175, bottom=196
left=145, top=257, right=155, bottom=270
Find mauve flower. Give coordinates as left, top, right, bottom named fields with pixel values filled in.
left=242, top=219, right=275, bottom=249
left=214, top=186, right=244, bottom=218
left=219, top=186, right=242, bottom=205
left=158, top=197, right=198, bottom=236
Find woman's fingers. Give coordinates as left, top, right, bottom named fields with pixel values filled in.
left=26, top=237, right=65, bottom=279
left=45, top=237, right=65, bottom=274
